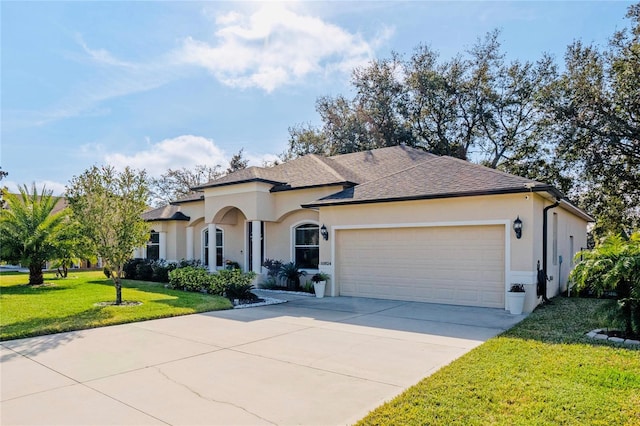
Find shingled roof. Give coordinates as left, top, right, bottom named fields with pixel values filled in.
left=304, top=155, right=555, bottom=207
left=193, top=145, right=438, bottom=191
left=142, top=205, right=190, bottom=221
left=148, top=145, right=588, bottom=220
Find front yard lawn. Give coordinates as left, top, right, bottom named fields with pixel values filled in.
left=0, top=270, right=232, bottom=341
left=357, top=297, right=640, bottom=425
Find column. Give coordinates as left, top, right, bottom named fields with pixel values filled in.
left=159, top=232, right=167, bottom=261
left=251, top=220, right=262, bottom=274
left=186, top=227, right=194, bottom=260
left=208, top=223, right=216, bottom=272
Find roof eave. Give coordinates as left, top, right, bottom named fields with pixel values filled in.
left=193, top=178, right=285, bottom=190
left=270, top=181, right=358, bottom=193
left=302, top=186, right=559, bottom=208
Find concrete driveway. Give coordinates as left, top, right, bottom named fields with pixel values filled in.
left=1, top=293, right=525, bottom=425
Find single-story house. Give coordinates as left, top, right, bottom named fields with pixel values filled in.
left=141, top=145, right=593, bottom=313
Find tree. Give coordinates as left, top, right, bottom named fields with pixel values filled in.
left=0, top=184, right=70, bottom=285
left=227, top=148, right=249, bottom=174
left=0, top=167, right=7, bottom=181
left=66, top=166, right=150, bottom=304
left=549, top=4, right=640, bottom=237
left=149, top=164, right=222, bottom=207
left=571, top=233, right=640, bottom=336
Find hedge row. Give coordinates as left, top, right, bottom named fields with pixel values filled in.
left=168, top=266, right=257, bottom=301
left=123, top=258, right=202, bottom=283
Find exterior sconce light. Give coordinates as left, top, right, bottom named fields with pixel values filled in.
left=320, top=224, right=329, bottom=241
left=513, top=216, right=523, bottom=239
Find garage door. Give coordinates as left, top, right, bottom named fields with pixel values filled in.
left=336, top=225, right=505, bottom=308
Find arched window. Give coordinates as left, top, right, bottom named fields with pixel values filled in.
left=147, top=230, right=160, bottom=260
left=203, top=228, right=224, bottom=267
left=294, top=223, right=319, bottom=269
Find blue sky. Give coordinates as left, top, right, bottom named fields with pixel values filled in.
left=1, top=1, right=633, bottom=195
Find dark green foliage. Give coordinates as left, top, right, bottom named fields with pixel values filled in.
left=135, top=262, right=154, bottom=281
left=571, top=232, right=640, bottom=336
left=278, top=262, right=306, bottom=291
left=123, top=258, right=146, bottom=279
left=168, top=266, right=257, bottom=300
left=210, top=269, right=257, bottom=298
left=224, top=282, right=258, bottom=301
left=168, top=266, right=211, bottom=292
left=262, top=258, right=283, bottom=278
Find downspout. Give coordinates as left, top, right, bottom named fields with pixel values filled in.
left=541, top=200, right=560, bottom=303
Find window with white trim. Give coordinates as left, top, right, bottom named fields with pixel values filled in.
left=203, top=228, right=224, bottom=267
left=147, top=231, right=160, bottom=260
left=294, top=223, right=319, bottom=269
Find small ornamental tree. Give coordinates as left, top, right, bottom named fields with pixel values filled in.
left=0, top=184, right=70, bottom=285
left=570, top=232, right=640, bottom=336
left=66, top=166, right=150, bottom=305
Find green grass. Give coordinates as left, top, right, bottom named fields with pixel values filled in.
left=0, top=270, right=232, bottom=341
left=357, top=298, right=640, bottom=426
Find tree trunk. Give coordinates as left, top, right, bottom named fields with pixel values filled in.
left=113, top=276, right=122, bottom=305
left=29, top=262, right=44, bottom=285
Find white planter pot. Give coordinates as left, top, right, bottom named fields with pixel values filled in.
left=313, top=281, right=326, bottom=298
left=507, top=292, right=526, bottom=315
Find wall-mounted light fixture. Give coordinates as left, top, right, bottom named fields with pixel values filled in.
left=513, top=216, right=523, bottom=239
left=320, top=224, right=329, bottom=241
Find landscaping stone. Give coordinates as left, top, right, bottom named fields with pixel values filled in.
left=608, top=337, right=625, bottom=343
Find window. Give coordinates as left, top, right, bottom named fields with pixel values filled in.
left=203, top=228, right=223, bottom=267
left=147, top=231, right=160, bottom=260
left=215, top=228, right=223, bottom=267
left=294, top=223, right=319, bottom=269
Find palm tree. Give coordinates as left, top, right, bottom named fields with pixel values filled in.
left=0, top=184, right=70, bottom=285
left=571, top=233, right=640, bottom=335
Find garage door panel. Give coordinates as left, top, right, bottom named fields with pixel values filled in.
left=336, top=226, right=505, bottom=308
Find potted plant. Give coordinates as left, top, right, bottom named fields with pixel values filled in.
left=311, top=272, right=330, bottom=298
left=507, top=283, right=526, bottom=315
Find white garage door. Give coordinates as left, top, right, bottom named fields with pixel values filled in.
left=336, top=225, right=505, bottom=308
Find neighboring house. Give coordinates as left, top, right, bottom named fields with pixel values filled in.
left=141, top=145, right=593, bottom=313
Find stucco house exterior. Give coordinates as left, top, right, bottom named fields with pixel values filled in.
left=141, top=145, right=592, bottom=313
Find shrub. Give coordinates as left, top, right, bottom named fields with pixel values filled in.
left=225, top=282, right=258, bottom=301
left=209, top=269, right=257, bottom=298
left=123, top=258, right=146, bottom=279
left=168, top=266, right=211, bottom=292
left=571, top=232, right=640, bottom=336
left=278, top=262, right=306, bottom=291
left=262, top=259, right=282, bottom=278
left=135, top=262, right=154, bottom=281
left=152, top=260, right=177, bottom=283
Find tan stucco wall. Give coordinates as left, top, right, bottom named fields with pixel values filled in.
left=264, top=209, right=319, bottom=264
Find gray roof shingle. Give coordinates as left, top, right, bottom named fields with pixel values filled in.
left=142, top=205, right=190, bottom=221
left=304, top=155, right=551, bottom=207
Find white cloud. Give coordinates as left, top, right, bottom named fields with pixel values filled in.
left=177, top=3, right=389, bottom=92
left=105, top=135, right=227, bottom=177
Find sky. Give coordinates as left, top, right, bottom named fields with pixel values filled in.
left=1, top=1, right=634, bottom=195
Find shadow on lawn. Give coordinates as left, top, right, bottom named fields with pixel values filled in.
left=501, top=297, right=639, bottom=351
left=0, top=307, right=113, bottom=354
left=0, top=283, right=68, bottom=295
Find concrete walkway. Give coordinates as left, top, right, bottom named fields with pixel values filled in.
left=1, top=293, right=525, bottom=425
